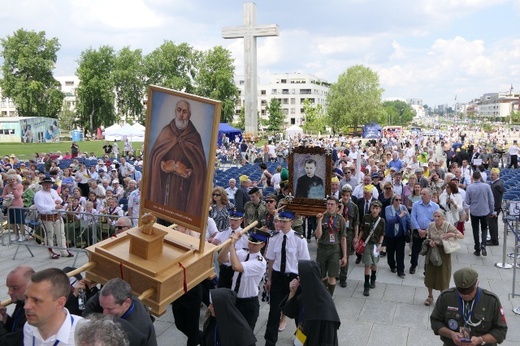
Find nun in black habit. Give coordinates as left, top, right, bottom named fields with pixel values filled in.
left=281, top=260, right=341, bottom=346
left=201, top=288, right=256, bottom=346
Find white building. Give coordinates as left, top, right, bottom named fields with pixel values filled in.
left=55, top=76, right=80, bottom=111
left=0, top=89, right=17, bottom=117
left=468, top=92, right=520, bottom=119
left=234, top=73, right=330, bottom=128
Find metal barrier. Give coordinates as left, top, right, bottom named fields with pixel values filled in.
left=498, top=199, right=520, bottom=314
left=2, top=206, right=138, bottom=265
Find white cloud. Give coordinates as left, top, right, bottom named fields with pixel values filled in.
left=70, top=0, right=164, bottom=30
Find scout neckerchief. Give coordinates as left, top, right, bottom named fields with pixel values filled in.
left=457, top=288, right=482, bottom=328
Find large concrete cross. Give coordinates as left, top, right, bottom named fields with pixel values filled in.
left=222, top=2, right=279, bottom=135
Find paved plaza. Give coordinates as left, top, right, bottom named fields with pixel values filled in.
left=1, top=218, right=520, bottom=345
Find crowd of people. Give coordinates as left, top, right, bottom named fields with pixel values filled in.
left=0, top=146, right=143, bottom=257
left=205, top=125, right=511, bottom=344
left=0, top=124, right=513, bottom=345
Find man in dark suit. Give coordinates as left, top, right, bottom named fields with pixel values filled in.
left=354, top=185, right=376, bottom=264
left=0, top=266, right=34, bottom=337
left=487, top=168, right=504, bottom=246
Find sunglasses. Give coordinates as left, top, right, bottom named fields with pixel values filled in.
left=116, top=225, right=129, bottom=230
left=394, top=199, right=401, bottom=201
left=266, top=200, right=276, bottom=204
left=384, top=187, right=392, bottom=190
left=212, top=193, right=221, bottom=196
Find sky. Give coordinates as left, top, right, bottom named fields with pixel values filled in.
left=1, top=0, right=519, bottom=108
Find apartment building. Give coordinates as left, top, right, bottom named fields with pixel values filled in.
left=234, top=72, right=330, bottom=128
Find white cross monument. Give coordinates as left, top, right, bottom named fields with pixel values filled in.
left=222, top=2, right=279, bottom=135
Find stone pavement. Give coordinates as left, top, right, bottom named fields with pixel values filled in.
left=1, top=220, right=520, bottom=346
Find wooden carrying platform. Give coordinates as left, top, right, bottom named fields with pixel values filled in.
left=85, top=223, right=217, bottom=316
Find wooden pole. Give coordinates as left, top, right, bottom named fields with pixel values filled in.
left=0, top=261, right=97, bottom=307
left=138, top=287, right=155, bottom=301
left=214, top=220, right=258, bottom=252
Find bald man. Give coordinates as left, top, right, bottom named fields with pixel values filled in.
left=0, top=266, right=35, bottom=337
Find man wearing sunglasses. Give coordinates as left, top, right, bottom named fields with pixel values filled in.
left=114, top=217, right=132, bottom=234
left=431, top=267, right=507, bottom=346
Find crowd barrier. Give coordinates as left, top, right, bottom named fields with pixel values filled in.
left=0, top=206, right=138, bottom=264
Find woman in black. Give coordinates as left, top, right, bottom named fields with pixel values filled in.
left=201, top=288, right=256, bottom=346
left=281, top=260, right=341, bottom=346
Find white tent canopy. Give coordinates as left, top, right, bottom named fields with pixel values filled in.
left=285, top=124, right=303, bottom=139
left=104, top=123, right=145, bottom=141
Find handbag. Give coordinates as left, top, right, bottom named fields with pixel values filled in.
left=356, top=217, right=381, bottom=255
left=442, top=237, right=460, bottom=254
left=405, top=229, right=412, bottom=243
left=2, top=198, right=12, bottom=207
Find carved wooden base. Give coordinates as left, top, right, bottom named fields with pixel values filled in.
left=85, top=223, right=217, bottom=316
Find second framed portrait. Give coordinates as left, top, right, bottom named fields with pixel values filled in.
left=288, top=146, right=331, bottom=208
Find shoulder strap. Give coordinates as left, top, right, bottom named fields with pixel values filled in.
left=366, top=217, right=380, bottom=241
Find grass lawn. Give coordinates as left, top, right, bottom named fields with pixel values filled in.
left=0, top=140, right=144, bottom=160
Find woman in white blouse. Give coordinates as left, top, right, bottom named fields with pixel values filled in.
left=438, top=181, right=463, bottom=225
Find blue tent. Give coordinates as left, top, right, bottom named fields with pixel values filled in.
left=218, top=123, right=242, bottom=145
left=362, top=123, right=382, bottom=138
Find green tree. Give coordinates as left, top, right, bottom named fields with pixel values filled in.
left=381, top=100, right=415, bottom=126
left=265, top=99, right=284, bottom=132
left=326, top=65, right=384, bottom=133
left=113, top=47, right=145, bottom=124
left=0, top=29, right=64, bottom=118
left=194, top=46, right=238, bottom=123
left=144, top=41, right=197, bottom=93
left=234, top=107, right=245, bottom=130
left=75, top=46, right=116, bottom=134
left=302, top=99, right=326, bottom=134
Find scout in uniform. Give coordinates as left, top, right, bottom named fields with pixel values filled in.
left=338, top=184, right=359, bottom=287
left=357, top=200, right=385, bottom=297
left=431, top=267, right=507, bottom=346
left=315, top=196, right=347, bottom=296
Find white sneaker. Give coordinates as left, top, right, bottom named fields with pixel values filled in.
left=18, top=236, right=25, bottom=242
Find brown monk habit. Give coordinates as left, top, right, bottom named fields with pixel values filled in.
left=148, top=120, right=207, bottom=217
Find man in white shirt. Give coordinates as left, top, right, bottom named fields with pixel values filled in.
left=23, top=268, right=83, bottom=346
left=224, top=178, right=238, bottom=203
left=34, top=177, right=73, bottom=259
left=213, top=211, right=249, bottom=289
left=217, top=229, right=269, bottom=331
left=118, top=157, right=135, bottom=180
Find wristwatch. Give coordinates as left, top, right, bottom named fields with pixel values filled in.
left=480, top=336, right=486, bottom=345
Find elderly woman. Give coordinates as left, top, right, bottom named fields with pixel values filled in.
left=384, top=194, right=410, bottom=278
left=2, top=174, right=24, bottom=241
left=424, top=209, right=464, bottom=306
left=438, top=181, right=463, bottom=226
left=210, top=186, right=234, bottom=232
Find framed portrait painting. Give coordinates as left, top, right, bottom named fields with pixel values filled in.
left=141, top=86, right=221, bottom=236
left=288, top=146, right=331, bottom=213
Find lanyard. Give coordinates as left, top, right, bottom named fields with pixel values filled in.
left=33, top=315, right=74, bottom=346
left=457, top=288, right=482, bottom=328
